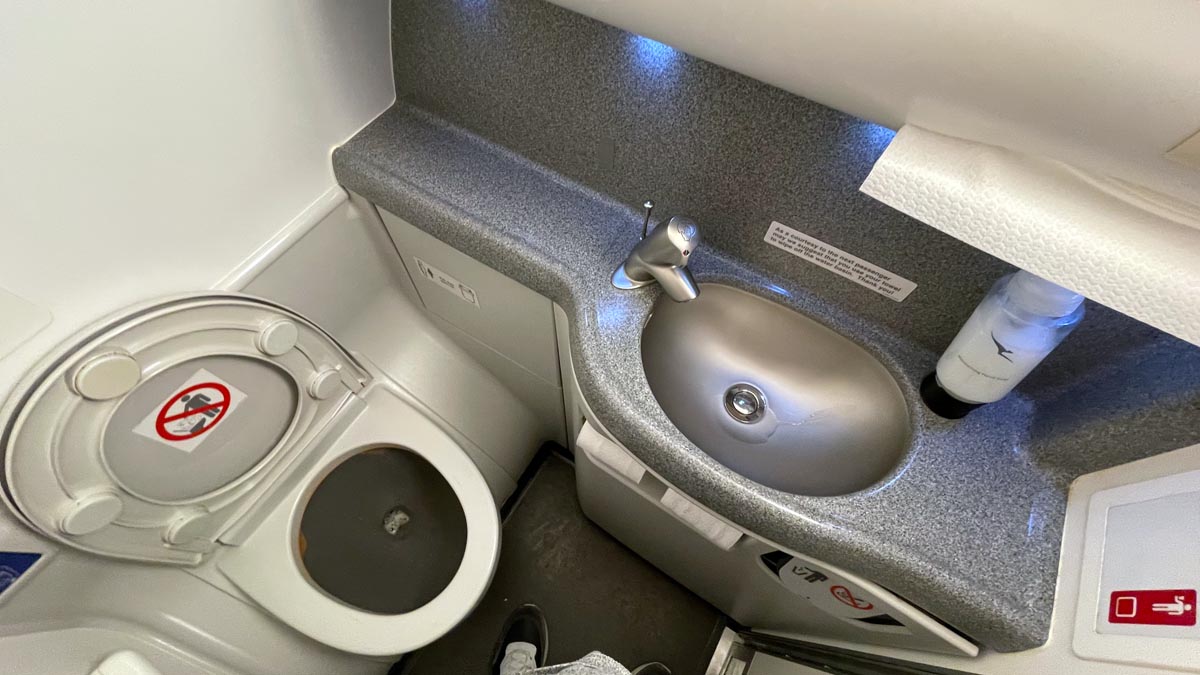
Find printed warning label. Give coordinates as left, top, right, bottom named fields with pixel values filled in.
left=1108, top=589, right=1197, bottom=627
left=132, top=369, right=247, bottom=453
left=414, top=257, right=480, bottom=307
left=766, top=554, right=911, bottom=634
left=764, top=221, right=917, bottom=302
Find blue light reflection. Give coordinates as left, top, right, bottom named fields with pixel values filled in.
left=1026, top=510, right=1043, bottom=539
left=594, top=297, right=635, bottom=332
left=847, top=121, right=898, bottom=162
left=860, top=122, right=897, bottom=146
left=453, top=0, right=493, bottom=23
left=763, top=283, right=794, bottom=300
left=629, top=35, right=679, bottom=78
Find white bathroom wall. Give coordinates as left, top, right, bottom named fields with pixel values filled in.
left=0, top=0, right=395, bottom=400
left=548, top=0, right=1200, bottom=207
left=0, top=3, right=395, bottom=671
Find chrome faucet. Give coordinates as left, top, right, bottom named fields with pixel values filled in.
left=612, top=200, right=701, bottom=302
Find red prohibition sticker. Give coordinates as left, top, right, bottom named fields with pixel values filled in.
left=133, top=369, right=247, bottom=453
left=831, top=585, right=875, bottom=611
left=154, top=382, right=231, bottom=441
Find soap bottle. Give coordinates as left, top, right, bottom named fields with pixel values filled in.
left=921, top=270, right=1085, bottom=418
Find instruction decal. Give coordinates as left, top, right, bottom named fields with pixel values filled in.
left=761, top=552, right=910, bottom=633
left=133, top=369, right=247, bottom=453
left=764, top=221, right=917, bottom=302
left=1108, top=589, right=1196, bottom=626
left=0, top=552, right=42, bottom=598
left=414, top=257, right=480, bottom=307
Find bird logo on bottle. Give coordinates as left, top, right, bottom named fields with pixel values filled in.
left=990, top=332, right=1014, bottom=362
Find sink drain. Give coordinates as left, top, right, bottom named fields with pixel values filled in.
left=724, top=383, right=767, bottom=424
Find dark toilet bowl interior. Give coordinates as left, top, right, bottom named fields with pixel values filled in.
left=299, top=447, right=468, bottom=614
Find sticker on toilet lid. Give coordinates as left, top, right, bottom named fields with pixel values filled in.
left=132, top=369, right=247, bottom=453
left=0, top=552, right=42, bottom=599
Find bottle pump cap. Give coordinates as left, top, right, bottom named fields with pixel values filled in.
left=1008, top=271, right=1084, bottom=318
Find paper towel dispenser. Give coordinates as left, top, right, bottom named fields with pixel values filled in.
left=860, top=125, right=1200, bottom=349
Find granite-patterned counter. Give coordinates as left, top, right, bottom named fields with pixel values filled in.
left=333, top=104, right=1064, bottom=652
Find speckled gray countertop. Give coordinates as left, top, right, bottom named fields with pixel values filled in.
left=333, top=104, right=1064, bottom=653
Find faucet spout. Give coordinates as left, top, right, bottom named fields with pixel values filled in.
left=634, top=262, right=699, bottom=301
left=612, top=215, right=702, bottom=302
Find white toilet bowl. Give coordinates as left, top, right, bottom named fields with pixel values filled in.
left=217, top=378, right=499, bottom=655
left=0, top=294, right=500, bottom=657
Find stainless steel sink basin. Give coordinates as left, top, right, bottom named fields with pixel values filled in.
left=641, top=284, right=911, bottom=496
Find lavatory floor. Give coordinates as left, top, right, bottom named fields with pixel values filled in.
left=397, top=448, right=724, bottom=674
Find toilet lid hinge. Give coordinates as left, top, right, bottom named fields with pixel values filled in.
left=338, top=367, right=369, bottom=393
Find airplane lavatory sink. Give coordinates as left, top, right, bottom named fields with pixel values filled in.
left=641, top=284, right=911, bottom=496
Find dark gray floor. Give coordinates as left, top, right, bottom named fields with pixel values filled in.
left=401, top=451, right=724, bottom=674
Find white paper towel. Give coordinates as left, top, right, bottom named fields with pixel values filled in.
left=660, top=488, right=743, bottom=550
left=861, top=125, right=1200, bottom=347
left=575, top=420, right=646, bottom=485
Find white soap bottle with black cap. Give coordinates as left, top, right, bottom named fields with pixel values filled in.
left=921, top=270, right=1085, bottom=418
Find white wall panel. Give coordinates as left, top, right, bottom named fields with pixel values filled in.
left=0, top=0, right=395, bottom=399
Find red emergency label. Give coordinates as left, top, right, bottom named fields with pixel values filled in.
left=1108, top=589, right=1196, bottom=626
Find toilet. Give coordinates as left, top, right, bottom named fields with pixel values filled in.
left=0, top=293, right=500, bottom=657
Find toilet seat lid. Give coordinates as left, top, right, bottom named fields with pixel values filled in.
left=0, top=294, right=370, bottom=564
